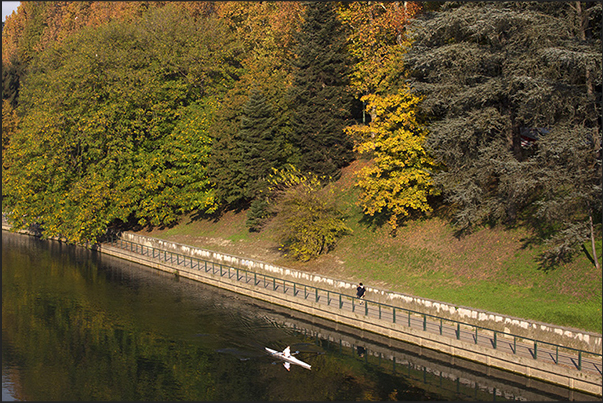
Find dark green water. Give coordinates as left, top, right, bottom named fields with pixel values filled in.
left=2, top=231, right=596, bottom=401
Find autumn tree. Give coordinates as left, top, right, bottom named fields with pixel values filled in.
left=340, top=2, right=437, bottom=231
left=2, top=5, right=239, bottom=243
left=338, top=1, right=421, bottom=123
left=287, top=1, right=358, bottom=179
left=404, top=1, right=602, bottom=266
left=2, top=2, right=169, bottom=110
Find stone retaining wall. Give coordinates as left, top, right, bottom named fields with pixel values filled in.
left=122, top=231, right=602, bottom=355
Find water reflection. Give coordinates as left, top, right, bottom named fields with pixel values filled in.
left=2, top=232, right=598, bottom=401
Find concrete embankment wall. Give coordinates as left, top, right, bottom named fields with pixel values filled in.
left=122, top=231, right=602, bottom=355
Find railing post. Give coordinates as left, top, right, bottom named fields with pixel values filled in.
left=423, top=315, right=427, bottom=331
left=440, top=319, right=443, bottom=335
left=555, top=346, right=558, bottom=364
left=315, top=288, right=318, bottom=302
left=254, top=273, right=257, bottom=285
left=327, top=291, right=330, bottom=305
left=294, top=283, right=297, bottom=296
left=578, top=351, right=582, bottom=370
left=493, top=331, right=497, bottom=349
left=365, top=301, right=368, bottom=316
left=534, top=341, right=537, bottom=359
left=379, top=304, right=382, bottom=319
left=513, top=336, right=516, bottom=354
left=457, top=323, right=460, bottom=340
left=273, top=277, right=276, bottom=291
left=339, top=294, right=342, bottom=309
left=475, top=327, right=478, bottom=344
left=408, top=311, right=411, bottom=327
left=393, top=308, right=396, bottom=324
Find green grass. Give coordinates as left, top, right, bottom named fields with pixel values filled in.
left=335, top=218, right=602, bottom=332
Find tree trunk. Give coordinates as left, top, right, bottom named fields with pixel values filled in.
left=590, top=213, right=600, bottom=270
left=575, top=2, right=594, bottom=95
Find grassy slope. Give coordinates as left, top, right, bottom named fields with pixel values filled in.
left=135, top=161, right=602, bottom=333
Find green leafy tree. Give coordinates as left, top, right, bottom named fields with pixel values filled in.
left=404, top=1, right=601, bottom=266
left=287, top=1, right=358, bottom=179
left=2, top=99, right=19, bottom=168
left=215, top=88, right=291, bottom=208
left=2, top=6, right=239, bottom=243
left=2, top=59, right=24, bottom=108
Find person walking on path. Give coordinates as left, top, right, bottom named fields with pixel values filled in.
left=356, top=283, right=366, bottom=303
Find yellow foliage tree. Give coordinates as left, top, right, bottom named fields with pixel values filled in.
left=267, top=165, right=351, bottom=261
left=346, top=91, right=438, bottom=231
left=340, top=2, right=438, bottom=231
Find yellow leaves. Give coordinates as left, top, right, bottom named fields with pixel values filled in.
left=347, top=86, right=437, bottom=230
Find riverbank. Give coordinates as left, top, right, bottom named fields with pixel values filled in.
left=3, top=222, right=601, bottom=396
left=98, top=231, right=602, bottom=396
left=130, top=160, right=602, bottom=334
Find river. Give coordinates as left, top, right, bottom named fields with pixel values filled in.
left=2, top=231, right=597, bottom=401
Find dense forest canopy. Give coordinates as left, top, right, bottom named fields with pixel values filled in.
left=2, top=1, right=601, bottom=268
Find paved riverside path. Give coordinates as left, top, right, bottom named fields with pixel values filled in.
left=101, top=236, right=602, bottom=382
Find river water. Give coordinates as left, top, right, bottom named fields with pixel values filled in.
left=2, top=231, right=597, bottom=401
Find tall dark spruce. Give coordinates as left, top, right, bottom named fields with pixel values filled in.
left=239, top=88, right=290, bottom=200
left=287, top=1, right=357, bottom=179
left=404, top=1, right=601, bottom=267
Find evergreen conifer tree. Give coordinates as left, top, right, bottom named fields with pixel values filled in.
left=211, top=87, right=291, bottom=210
left=239, top=88, right=290, bottom=201
left=288, top=1, right=358, bottom=179
left=404, top=1, right=601, bottom=266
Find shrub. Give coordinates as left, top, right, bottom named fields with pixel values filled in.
left=272, top=174, right=351, bottom=261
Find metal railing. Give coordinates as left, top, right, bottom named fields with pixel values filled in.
left=105, top=236, right=602, bottom=374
